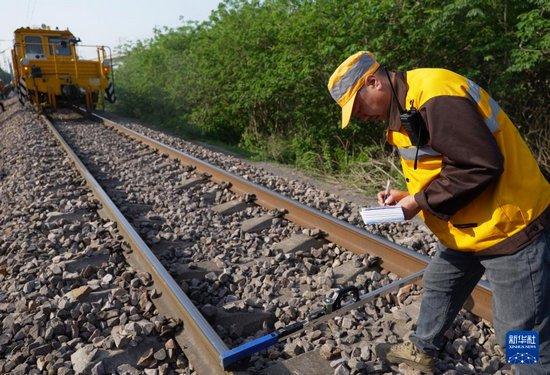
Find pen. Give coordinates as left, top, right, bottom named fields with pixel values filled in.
left=383, top=179, right=391, bottom=206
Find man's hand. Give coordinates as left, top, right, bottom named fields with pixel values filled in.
left=376, top=189, right=421, bottom=220
left=397, top=194, right=421, bottom=220
left=377, top=189, right=409, bottom=206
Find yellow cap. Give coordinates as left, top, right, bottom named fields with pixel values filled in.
left=327, top=51, right=380, bottom=128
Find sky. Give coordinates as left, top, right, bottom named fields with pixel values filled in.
left=0, top=0, right=221, bottom=70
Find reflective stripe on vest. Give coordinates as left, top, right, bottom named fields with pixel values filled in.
left=398, top=146, right=441, bottom=161
left=466, top=79, right=501, bottom=133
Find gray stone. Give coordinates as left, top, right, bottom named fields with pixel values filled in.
left=153, top=348, right=167, bottom=361
left=124, top=322, right=141, bottom=337
left=452, top=337, right=469, bottom=355
left=101, top=274, right=113, bottom=284
left=111, top=326, right=130, bottom=349
left=320, top=342, right=340, bottom=360
left=341, top=317, right=353, bottom=330
left=90, top=361, right=105, bottom=375
left=137, top=348, right=154, bottom=367
left=23, top=281, right=35, bottom=293
left=307, top=330, right=322, bottom=341
left=12, top=363, right=29, bottom=375
left=330, top=358, right=346, bottom=368
left=284, top=342, right=304, bottom=356
left=117, top=364, right=140, bottom=375
left=347, top=357, right=365, bottom=371
left=66, top=286, right=91, bottom=302
left=263, top=348, right=333, bottom=374
left=0, top=334, right=11, bottom=345
left=137, top=320, right=155, bottom=336
left=30, top=343, right=52, bottom=356
left=204, top=272, right=218, bottom=281
left=70, top=344, right=98, bottom=374
left=334, top=364, right=350, bottom=375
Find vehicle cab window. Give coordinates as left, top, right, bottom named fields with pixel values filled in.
left=48, top=37, right=71, bottom=56
left=24, top=36, right=44, bottom=56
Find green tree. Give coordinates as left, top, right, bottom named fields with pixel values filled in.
left=112, top=0, right=549, bottom=179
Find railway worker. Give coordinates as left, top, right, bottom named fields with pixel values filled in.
left=327, top=51, right=549, bottom=374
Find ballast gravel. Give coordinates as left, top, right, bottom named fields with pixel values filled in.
left=0, top=103, right=191, bottom=374
left=48, top=109, right=510, bottom=374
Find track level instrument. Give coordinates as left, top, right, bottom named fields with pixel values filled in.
left=221, top=270, right=425, bottom=369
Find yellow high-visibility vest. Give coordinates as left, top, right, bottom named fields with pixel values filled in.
left=387, top=68, right=550, bottom=252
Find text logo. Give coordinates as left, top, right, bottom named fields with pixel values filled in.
left=506, top=330, right=539, bottom=364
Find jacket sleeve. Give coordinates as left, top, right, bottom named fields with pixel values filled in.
left=413, top=96, right=504, bottom=221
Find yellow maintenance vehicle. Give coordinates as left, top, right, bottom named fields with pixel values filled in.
left=11, top=26, right=115, bottom=111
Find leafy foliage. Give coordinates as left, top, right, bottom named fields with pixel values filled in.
left=112, top=0, right=549, bottom=180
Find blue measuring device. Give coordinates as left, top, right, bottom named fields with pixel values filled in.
left=220, top=269, right=424, bottom=369
left=221, top=322, right=303, bottom=368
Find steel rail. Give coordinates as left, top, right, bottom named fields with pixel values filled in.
left=88, top=111, right=493, bottom=323
left=42, top=115, right=230, bottom=375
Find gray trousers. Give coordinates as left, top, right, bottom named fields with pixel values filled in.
left=410, top=230, right=549, bottom=374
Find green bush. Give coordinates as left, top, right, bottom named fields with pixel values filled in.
left=112, top=0, right=549, bottom=184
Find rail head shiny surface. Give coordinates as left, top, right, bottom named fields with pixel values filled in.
left=43, top=114, right=230, bottom=374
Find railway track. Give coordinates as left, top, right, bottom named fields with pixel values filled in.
left=84, top=110, right=493, bottom=316
left=31, top=107, right=500, bottom=374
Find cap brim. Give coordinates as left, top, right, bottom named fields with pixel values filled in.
left=341, top=90, right=358, bottom=129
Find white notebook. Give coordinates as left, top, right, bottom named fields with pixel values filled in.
left=360, top=206, right=405, bottom=225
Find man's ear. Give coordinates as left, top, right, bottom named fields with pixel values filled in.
left=365, top=75, right=378, bottom=89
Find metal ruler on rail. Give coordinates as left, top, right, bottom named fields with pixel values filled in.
left=221, top=269, right=425, bottom=369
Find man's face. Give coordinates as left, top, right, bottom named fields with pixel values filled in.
left=351, top=75, right=391, bottom=122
